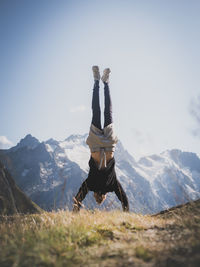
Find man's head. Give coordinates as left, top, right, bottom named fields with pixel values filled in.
left=94, top=192, right=107, bottom=205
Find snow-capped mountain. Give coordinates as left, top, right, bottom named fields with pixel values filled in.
left=0, top=134, right=199, bottom=214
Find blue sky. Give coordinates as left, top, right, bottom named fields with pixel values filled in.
left=0, top=0, right=200, bottom=159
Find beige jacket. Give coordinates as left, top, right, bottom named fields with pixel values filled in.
left=86, top=123, right=118, bottom=169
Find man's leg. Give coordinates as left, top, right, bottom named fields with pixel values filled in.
left=102, top=68, right=113, bottom=128
left=92, top=66, right=102, bottom=130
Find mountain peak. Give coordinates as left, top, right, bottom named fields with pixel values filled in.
left=14, top=134, right=40, bottom=150
left=65, top=134, right=87, bottom=142
left=45, top=138, right=58, bottom=145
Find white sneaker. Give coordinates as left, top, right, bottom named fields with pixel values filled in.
left=101, top=68, right=111, bottom=83
left=92, top=66, right=100, bottom=81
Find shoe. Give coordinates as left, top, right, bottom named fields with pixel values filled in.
left=101, top=68, right=111, bottom=83
left=92, top=66, right=100, bottom=81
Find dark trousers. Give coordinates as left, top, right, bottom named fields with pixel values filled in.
left=92, top=81, right=113, bottom=130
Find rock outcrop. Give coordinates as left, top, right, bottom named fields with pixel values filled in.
left=0, top=161, right=42, bottom=215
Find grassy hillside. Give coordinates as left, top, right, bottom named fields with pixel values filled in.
left=0, top=200, right=200, bottom=267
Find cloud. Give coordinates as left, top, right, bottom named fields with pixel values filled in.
left=190, top=95, right=200, bottom=138
left=69, top=105, right=87, bottom=113
left=0, top=136, right=13, bottom=149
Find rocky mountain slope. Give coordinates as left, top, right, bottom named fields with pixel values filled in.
left=0, top=134, right=199, bottom=213
left=0, top=161, right=42, bottom=215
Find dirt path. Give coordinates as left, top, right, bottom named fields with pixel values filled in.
left=84, top=201, right=200, bottom=267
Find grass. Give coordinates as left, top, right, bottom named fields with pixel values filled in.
left=0, top=200, right=200, bottom=266
left=135, top=246, right=153, bottom=262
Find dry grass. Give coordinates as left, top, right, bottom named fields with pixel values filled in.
left=0, top=201, right=200, bottom=267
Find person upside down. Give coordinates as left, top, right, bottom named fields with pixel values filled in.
left=73, top=66, right=129, bottom=212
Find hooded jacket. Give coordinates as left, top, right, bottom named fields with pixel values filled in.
left=74, top=156, right=129, bottom=211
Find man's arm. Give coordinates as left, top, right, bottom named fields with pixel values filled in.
left=114, top=180, right=129, bottom=212
left=73, top=180, right=89, bottom=212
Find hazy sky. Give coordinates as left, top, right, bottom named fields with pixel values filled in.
left=0, top=0, right=200, bottom=159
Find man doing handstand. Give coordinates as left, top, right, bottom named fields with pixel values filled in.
left=73, top=66, right=129, bottom=212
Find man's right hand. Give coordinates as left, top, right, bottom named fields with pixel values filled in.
left=72, top=204, right=80, bottom=213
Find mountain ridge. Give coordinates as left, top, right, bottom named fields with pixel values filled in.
left=0, top=133, right=199, bottom=214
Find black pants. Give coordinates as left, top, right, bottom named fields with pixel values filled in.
left=92, top=81, right=113, bottom=130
